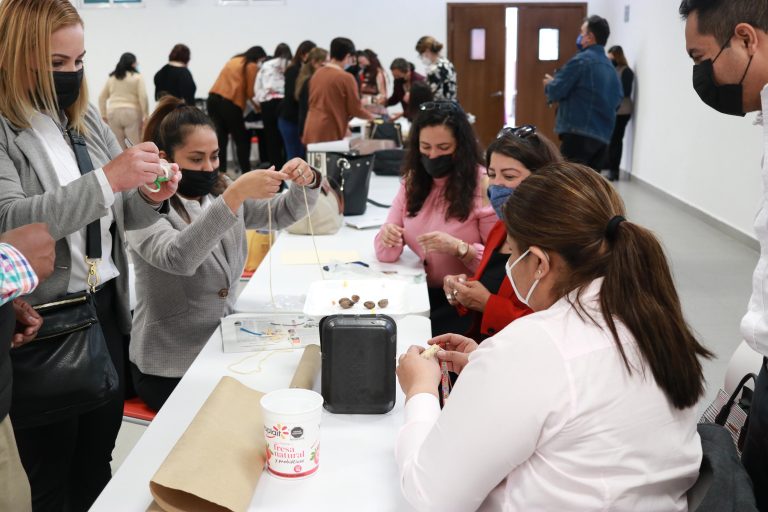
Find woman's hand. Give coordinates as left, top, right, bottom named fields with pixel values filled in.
left=379, top=223, right=404, bottom=248
left=12, top=299, right=43, bottom=349
left=396, top=345, right=441, bottom=400
left=416, top=231, right=459, bottom=256
left=103, top=142, right=167, bottom=193
left=443, top=274, right=467, bottom=306
left=223, top=167, right=290, bottom=214
left=281, top=158, right=316, bottom=187
left=452, top=279, right=491, bottom=312
left=429, top=333, right=478, bottom=375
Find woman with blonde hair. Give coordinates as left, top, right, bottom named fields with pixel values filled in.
left=98, top=52, right=149, bottom=149
left=0, top=0, right=177, bottom=509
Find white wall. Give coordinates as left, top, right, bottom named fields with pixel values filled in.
left=601, top=0, right=762, bottom=238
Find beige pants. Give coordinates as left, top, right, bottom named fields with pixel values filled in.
left=107, top=107, right=142, bottom=149
left=0, top=415, right=31, bottom=512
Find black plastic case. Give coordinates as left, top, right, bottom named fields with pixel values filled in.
left=319, top=314, right=397, bottom=414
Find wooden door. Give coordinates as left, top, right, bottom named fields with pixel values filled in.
left=448, top=4, right=506, bottom=148
left=516, top=3, right=587, bottom=142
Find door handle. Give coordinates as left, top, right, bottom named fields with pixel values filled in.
left=490, top=91, right=503, bottom=98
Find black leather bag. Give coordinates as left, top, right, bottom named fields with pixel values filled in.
left=372, top=148, right=405, bottom=176
left=325, top=152, right=375, bottom=216
left=366, top=121, right=403, bottom=147
left=10, top=292, right=118, bottom=428
left=9, top=128, right=118, bottom=428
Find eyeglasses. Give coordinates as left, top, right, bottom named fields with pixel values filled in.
left=419, top=101, right=461, bottom=113
left=497, top=125, right=537, bottom=140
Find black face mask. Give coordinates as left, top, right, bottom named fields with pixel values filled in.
left=692, top=43, right=753, bottom=117
left=53, top=68, right=84, bottom=110
left=420, top=154, right=454, bottom=178
left=177, top=169, right=219, bottom=197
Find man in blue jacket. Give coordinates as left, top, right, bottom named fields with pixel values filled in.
left=543, top=15, right=622, bottom=172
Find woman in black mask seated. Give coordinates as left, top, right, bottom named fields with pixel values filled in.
left=126, top=96, right=320, bottom=411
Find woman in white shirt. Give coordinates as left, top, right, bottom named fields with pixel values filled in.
left=396, top=162, right=713, bottom=511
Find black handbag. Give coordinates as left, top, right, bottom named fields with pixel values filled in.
left=9, top=129, right=118, bottom=428
left=325, top=152, right=375, bottom=216
left=366, top=121, right=403, bottom=147
left=372, top=148, right=405, bottom=176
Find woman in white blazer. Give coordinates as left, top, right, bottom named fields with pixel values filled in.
left=396, top=163, right=713, bottom=511
left=125, top=96, right=320, bottom=411
left=0, top=1, right=180, bottom=509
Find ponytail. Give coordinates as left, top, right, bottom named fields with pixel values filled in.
left=504, top=163, right=712, bottom=410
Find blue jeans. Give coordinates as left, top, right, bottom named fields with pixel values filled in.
left=278, top=118, right=305, bottom=160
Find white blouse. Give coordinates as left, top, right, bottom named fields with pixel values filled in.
left=396, top=279, right=702, bottom=512
left=29, top=112, right=120, bottom=292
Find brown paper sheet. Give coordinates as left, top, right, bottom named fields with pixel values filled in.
left=148, top=347, right=321, bottom=512
left=289, top=344, right=321, bottom=390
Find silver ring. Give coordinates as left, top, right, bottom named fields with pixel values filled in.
left=445, top=294, right=452, bottom=301
left=452, top=289, right=458, bottom=297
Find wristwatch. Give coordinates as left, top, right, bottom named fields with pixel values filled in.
left=456, top=240, right=469, bottom=259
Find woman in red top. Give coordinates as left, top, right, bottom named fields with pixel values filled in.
left=443, top=126, right=562, bottom=341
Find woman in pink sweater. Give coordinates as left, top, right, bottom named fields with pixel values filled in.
left=375, top=101, right=495, bottom=335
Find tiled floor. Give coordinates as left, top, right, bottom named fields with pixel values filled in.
left=110, top=176, right=761, bottom=472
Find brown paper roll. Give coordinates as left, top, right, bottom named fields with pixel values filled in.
left=148, top=377, right=265, bottom=512
left=289, top=344, right=321, bottom=390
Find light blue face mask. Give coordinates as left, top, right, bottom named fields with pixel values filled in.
left=487, top=185, right=514, bottom=219
left=576, top=34, right=584, bottom=51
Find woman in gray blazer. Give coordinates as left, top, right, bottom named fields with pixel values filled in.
left=0, top=1, right=180, bottom=510
left=125, top=96, right=320, bottom=410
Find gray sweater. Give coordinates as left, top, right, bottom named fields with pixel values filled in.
left=125, top=184, right=318, bottom=377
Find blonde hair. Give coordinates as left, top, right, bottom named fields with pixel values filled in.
left=295, top=47, right=328, bottom=102
left=0, top=0, right=89, bottom=132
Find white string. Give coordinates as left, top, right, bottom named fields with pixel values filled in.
left=227, top=348, right=294, bottom=375
left=301, top=183, right=324, bottom=280
left=267, top=197, right=275, bottom=307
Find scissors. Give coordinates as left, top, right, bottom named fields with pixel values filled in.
left=124, top=138, right=172, bottom=193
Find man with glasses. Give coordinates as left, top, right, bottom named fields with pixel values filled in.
left=543, top=15, right=622, bottom=174
left=681, top=1, right=768, bottom=508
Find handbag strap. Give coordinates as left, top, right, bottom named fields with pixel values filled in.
left=715, top=372, right=757, bottom=425
left=66, top=129, right=101, bottom=261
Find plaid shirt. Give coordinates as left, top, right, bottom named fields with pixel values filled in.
left=0, top=243, right=38, bottom=305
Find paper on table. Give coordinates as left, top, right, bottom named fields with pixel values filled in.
left=148, top=348, right=323, bottom=512
left=289, top=344, right=320, bottom=389
left=280, top=249, right=360, bottom=265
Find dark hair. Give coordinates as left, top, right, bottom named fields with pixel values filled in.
left=405, top=81, right=433, bottom=120
left=403, top=102, right=483, bottom=222
left=415, top=35, right=444, bottom=54
left=485, top=129, right=562, bottom=173
left=607, top=45, right=629, bottom=67
left=503, top=162, right=713, bottom=409
left=295, top=47, right=328, bottom=101
left=390, top=58, right=413, bottom=74
left=291, top=40, right=316, bottom=67
left=273, top=43, right=292, bottom=61
left=679, top=0, right=768, bottom=46
left=239, top=46, right=267, bottom=64
left=168, top=44, right=190, bottom=65
left=585, top=15, right=611, bottom=46
left=143, top=96, right=225, bottom=223
left=110, top=52, right=137, bottom=80
left=360, top=49, right=382, bottom=89
left=330, top=37, right=355, bottom=61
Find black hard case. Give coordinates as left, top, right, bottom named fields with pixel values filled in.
left=319, top=314, right=397, bottom=414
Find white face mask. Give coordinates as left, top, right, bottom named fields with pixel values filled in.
left=420, top=54, right=432, bottom=67
left=505, top=248, right=546, bottom=307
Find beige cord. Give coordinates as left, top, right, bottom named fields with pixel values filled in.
left=301, top=184, right=324, bottom=280
left=226, top=348, right=294, bottom=375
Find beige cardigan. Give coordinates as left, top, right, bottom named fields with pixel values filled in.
left=98, top=72, right=149, bottom=119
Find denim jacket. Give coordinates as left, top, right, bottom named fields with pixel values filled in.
left=545, top=45, right=623, bottom=144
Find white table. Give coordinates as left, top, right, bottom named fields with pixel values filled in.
left=91, top=316, right=429, bottom=512
left=93, top=174, right=431, bottom=511
left=235, top=175, right=430, bottom=317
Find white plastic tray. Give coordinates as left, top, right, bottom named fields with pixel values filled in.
left=303, top=279, right=409, bottom=317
